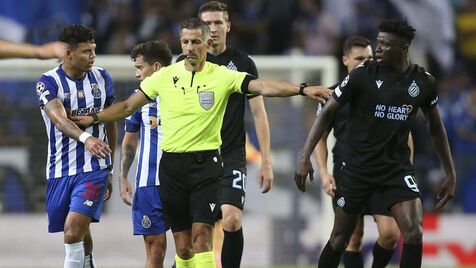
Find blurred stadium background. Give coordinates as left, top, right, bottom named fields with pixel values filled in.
left=0, top=0, right=475, bottom=267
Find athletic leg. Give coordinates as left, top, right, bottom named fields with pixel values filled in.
left=83, top=228, right=97, bottom=268
left=221, top=204, right=244, bottom=268
left=391, top=198, right=423, bottom=268
left=64, top=212, right=91, bottom=268
left=213, top=220, right=224, bottom=268
left=371, top=214, right=400, bottom=268
left=319, top=207, right=360, bottom=268
left=343, top=216, right=364, bottom=268
left=144, top=234, right=167, bottom=268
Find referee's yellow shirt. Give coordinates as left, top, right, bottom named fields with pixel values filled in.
left=141, top=61, right=250, bottom=152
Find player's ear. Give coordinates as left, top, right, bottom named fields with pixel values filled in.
left=401, top=43, right=409, bottom=55
left=226, top=21, right=231, bottom=33
left=153, top=62, right=162, bottom=71
left=342, top=55, right=349, bottom=67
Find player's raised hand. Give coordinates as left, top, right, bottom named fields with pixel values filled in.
left=119, top=176, right=133, bottom=206
left=259, top=161, right=274, bottom=193
left=303, top=86, right=332, bottom=104
left=83, top=136, right=112, bottom=159
left=71, top=115, right=94, bottom=128
left=435, top=176, right=456, bottom=210
left=294, top=152, right=315, bottom=192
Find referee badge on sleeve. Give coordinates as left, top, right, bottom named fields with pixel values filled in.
left=199, top=91, right=214, bottom=110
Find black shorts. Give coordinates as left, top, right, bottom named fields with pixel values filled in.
left=218, top=152, right=247, bottom=216
left=334, top=165, right=422, bottom=214
left=158, top=150, right=223, bottom=233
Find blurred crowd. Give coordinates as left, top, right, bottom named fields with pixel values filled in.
left=0, top=0, right=475, bottom=213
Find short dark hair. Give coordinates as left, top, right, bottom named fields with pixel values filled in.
left=378, top=18, right=416, bottom=44
left=343, top=36, right=371, bottom=55
left=58, top=24, right=95, bottom=48
left=181, top=18, right=210, bottom=38
left=131, top=40, right=172, bottom=67
left=198, top=1, right=229, bottom=21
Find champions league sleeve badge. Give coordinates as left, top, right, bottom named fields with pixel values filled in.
left=408, top=80, right=420, bottom=97
left=36, top=82, right=46, bottom=96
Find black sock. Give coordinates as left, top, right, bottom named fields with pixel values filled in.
left=221, top=228, right=243, bottom=268
left=343, top=251, right=363, bottom=268
left=400, top=243, right=422, bottom=268
left=372, top=241, right=395, bottom=268
left=318, top=241, right=342, bottom=268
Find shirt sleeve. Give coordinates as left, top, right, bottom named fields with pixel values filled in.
left=332, top=65, right=364, bottom=105
left=140, top=69, right=162, bottom=99
left=36, top=74, right=58, bottom=108
left=124, top=109, right=141, bottom=133
left=245, top=56, right=259, bottom=99
left=422, top=72, right=438, bottom=109
left=99, top=68, right=115, bottom=107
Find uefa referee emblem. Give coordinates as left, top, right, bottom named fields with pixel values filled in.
left=199, top=91, right=214, bottom=110
left=141, top=215, right=151, bottom=228
left=408, top=80, right=419, bottom=97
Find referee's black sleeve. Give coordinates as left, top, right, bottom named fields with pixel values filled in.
left=241, top=74, right=256, bottom=95
left=138, top=88, right=152, bottom=101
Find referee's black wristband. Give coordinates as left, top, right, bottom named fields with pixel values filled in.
left=299, top=83, right=308, bottom=96
left=92, top=113, right=100, bottom=125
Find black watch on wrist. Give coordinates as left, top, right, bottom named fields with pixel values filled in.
left=299, top=82, right=308, bottom=96
left=92, top=113, right=100, bottom=125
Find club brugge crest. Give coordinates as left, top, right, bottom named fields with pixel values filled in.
left=141, top=215, right=151, bottom=228
left=199, top=91, right=214, bottom=110
left=91, top=83, right=101, bottom=99
left=408, top=80, right=419, bottom=97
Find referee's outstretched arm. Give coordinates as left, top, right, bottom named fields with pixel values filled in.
left=247, top=79, right=332, bottom=103
left=71, top=90, right=149, bottom=127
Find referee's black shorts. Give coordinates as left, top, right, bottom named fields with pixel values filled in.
left=159, top=149, right=223, bottom=233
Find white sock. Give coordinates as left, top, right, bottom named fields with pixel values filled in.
left=84, top=253, right=97, bottom=268
left=64, top=241, right=85, bottom=268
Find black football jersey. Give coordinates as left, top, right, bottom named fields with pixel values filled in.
left=176, top=48, right=258, bottom=156
left=317, top=83, right=349, bottom=174
left=332, top=60, right=438, bottom=173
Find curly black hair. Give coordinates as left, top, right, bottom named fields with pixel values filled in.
left=58, top=24, right=95, bottom=48
left=131, top=40, right=173, bottom=67
left=378, top=18, right=416, bottom=44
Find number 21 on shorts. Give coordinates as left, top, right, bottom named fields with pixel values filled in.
left=232, top=170, right=247, bottom=191
left=404, top=175, right=420, bottom=192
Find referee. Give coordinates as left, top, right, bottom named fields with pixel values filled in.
left=73, top=18, right=331, bottom=268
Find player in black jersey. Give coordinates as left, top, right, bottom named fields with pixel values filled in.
left=295, top=19, right=456, bottom=268
left=199, top=2, right=273, bottom=268
left=314, top=36, right=405, bottom=268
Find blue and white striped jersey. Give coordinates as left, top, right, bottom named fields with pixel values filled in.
left=124, top=94, right=162, bottom=188
left=36, top=65, right=115, bottom=179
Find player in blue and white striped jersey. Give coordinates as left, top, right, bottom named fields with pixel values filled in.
left=118, top=40, right=172, bottom=268
left=36, top=24, right=117, bottom=268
